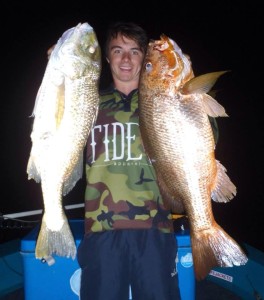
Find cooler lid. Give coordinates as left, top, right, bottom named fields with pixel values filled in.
left=175, top=229, right=191, bottom=247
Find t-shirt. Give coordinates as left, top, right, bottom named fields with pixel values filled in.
left=84, top=86, right=174, bottom=234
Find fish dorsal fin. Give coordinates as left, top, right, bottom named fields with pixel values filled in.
left=181, top=70, right=230, bottom=117
left=181, top=71, right=230, bottom=94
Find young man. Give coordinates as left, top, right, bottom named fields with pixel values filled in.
left=77, top=22, right=182, bottom=300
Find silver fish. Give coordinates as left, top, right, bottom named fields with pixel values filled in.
left=27, top=22, right=101, bottom=260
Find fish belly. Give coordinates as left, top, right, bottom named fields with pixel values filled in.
left=146, top=94, right=214, bottom=219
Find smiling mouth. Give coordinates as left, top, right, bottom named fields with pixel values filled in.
left=120, top=66, right=132, bottom=71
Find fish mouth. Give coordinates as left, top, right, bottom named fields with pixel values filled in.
left=149, top=34, right=170, bottom=52
left=153, top=41, right=169, bottom=52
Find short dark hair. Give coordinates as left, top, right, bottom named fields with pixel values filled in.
left=104, top=22, right=148, bottom=58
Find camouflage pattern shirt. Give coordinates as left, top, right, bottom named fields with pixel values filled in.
left=84, top=86, right=174, bottom=234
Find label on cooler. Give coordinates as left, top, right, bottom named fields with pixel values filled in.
left=70, top=268, right=81, bottom=297
left=180, top=252, right=193, bottom=268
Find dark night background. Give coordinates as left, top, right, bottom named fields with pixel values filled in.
left=1, top=1, right=263, bottom=254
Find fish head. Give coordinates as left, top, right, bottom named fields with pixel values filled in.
left=50, top=22, right=101, bottom=80
left=140, top=34, right=194, bottom=91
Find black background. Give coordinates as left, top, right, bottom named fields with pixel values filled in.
left=1, top=1, right=263, bottom=252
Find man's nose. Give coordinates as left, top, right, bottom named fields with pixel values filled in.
left=122, top=52, right=131, bottom=60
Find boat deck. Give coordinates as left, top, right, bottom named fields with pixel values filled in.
left=0, top=280, right=243, bottom=300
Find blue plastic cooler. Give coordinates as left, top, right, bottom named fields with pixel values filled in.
left=21, top=219, right=195, bottom=300
left=175, top=229, right=195, bottom=300
left=20, top=220, right=83, bottom=300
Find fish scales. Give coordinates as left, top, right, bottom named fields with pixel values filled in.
left=27, top=22, right=101, bottom=260
left=139, top=35, right=248, bottom=280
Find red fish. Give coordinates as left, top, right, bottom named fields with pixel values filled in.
left=139, top=34, right=248, bottom=280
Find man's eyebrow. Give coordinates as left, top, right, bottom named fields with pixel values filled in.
left=110, top=46, right=141, bottom=51
left=130, top=47, right=141, bottom=51
left=110, top=45, right=122, bottom=51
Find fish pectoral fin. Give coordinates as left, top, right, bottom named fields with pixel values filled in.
left=156, top=174, right=185, bottom=213
left=163, top=194, right=185, bottom=214
left=55, top=85, right=65, bottom=128
left=202, top=94, right=228, bottom=117
left=90, top=104, right=99, bottom=129
left=181, top=70, right=230, bottom=95
left=211, top=160, right=237, bottom=203
left=165, top=195, right=185, bottom=214
left=62, top=151, right=84, bottom=196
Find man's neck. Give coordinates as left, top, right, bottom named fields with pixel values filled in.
left=113, top=79, right=139, bottom=96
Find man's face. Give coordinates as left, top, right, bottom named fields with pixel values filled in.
left=107, top=33, right=145, bottom=84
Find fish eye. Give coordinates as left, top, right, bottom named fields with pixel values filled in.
left=89, top=45, right=96, bottom=54
left=145, top=62, right=152, bottom=72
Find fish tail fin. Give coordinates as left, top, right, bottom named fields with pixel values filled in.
left=35, top=214, right=76, bottom=260
left=191, top=222, right=248, bottom=280
left=211, top=160, right=237, bottom=203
